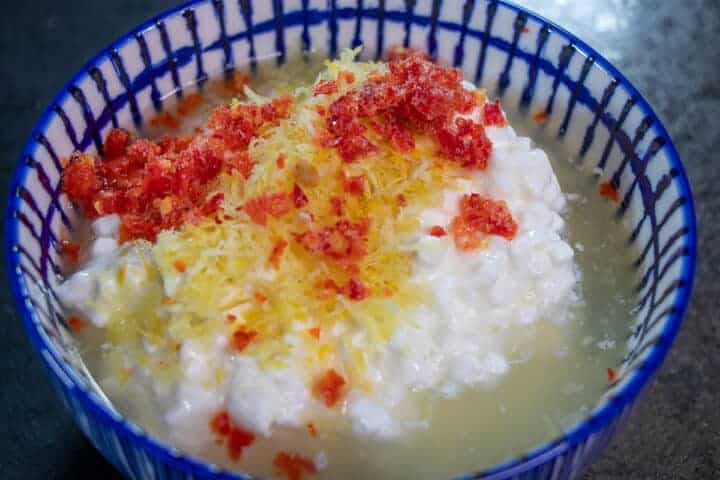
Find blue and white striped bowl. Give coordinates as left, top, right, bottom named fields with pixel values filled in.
left=4, top=1, right=697, bottom=479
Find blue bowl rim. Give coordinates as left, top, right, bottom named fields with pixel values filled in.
left=3, top=0, right=697, bottom=478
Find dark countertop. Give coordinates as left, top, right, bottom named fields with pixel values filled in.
left=1, top=1, right=717, bottom=479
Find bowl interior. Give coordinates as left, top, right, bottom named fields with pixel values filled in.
left=5, top=1, right=696, bottom=478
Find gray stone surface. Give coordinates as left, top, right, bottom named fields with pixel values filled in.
left=0, top=1, right=717, bottom=479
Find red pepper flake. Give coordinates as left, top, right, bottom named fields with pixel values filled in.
left=225, top=70, right=251, bottom=94
left=313, top=369, right=346, bottom=407
left=522, top=26, right=530, bottom=33
left=269, top=238, right=288, bottom=269
left=342, top=173, right=365, bottom=196
left=177, top=93, right=203, bottom=116
left=209, top=410, right=256, bottom=461
left=533, top=110, right=549, bottom=124
left=450, top=194, right=518, bottom=250
left=306, top=422, right=318, bottom=438
left=230, top=327, right=258, bottom=353
left=607, top=367, right=618, bottom=383
left=276, top=153, right=286, bottom=169
left=345, top=277, right=369, bottom=300
left=226, top=313, right=237, bottom=324
left=396, top=193, right=407, bottom=207
left=227, top=151, right=256, bottom=179
left=60, top=239, right=81, bottom=264
left=293, top=183, right=309, bottom=209
left=330, top=196, right=344, bottom=216
left=68, top=315, right=86, bottom=331
left=150, top=111, right=180, bottom=129
left=307, top=327, right=321, bottom=339
left=294, top=219, right=369, bottom=263
left=385, top=46, right=430, bottom=62
left=173, top=260, right=187, bottom=273
left=312, top=79, right=338, bottom=96
left=104, top=128, right=130, bottom=157
left=254, top=291, right=268, bottom=303
left=274, top=452, right=317, bottom=480
left=429, top=225, right=447, bottom=237
left=244, top=192, right=293, bottom=225
left=481, top=99, right=507, bottom=127
left=599, top=181, right=620, bottom=203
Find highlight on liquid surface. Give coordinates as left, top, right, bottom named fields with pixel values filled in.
left=58, top=48, right=637, bottom=480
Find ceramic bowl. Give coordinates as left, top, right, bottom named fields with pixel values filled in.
left=4, top=1, right=696, bottom=478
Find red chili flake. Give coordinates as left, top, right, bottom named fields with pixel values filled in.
left=344, top=277, right=369, bottom=300
left=274, top=452, right=317, bottom=480
left=293, top=183, right=309, bottom=209
left=197, top=192, right=225, bottom=218
left=226, top=313, right=237, bottom=324
left=436, top=117, right=492, bottom=169
left=244, top=192, right=293, bottom=225
left=294, top=219, right=369, bottom=263
left=533, top=110, right=549, bottom=124
left=599, top=181, right=620, bottom=203
left=269, top=238, right=288, bottom=269
left=429, top=225, right=447, bottom=237
left=312, top=79, right=338, bottom=96
left=306, top=422, right=318, bottom=438
left=230, top=327, right=258, bottom=353
left=173, top=260, right=187, bottom=273
left=254, top=291, right=268, bottom=303
left=342, top=173, right=365, bottom=196
left=314, top=105, right=327, bottom=117
left=522, top=26, right=530, bottom=33
left=330, top=196, right=344, bottom=216
left=313, top=369, right=346, bottom=407
left=396, top=194, right=407, bottom=207
left=481, top=99, right=507, bottom=127
left=450, top=194, right=518, bottom=250
left=150, top=112, right=180, bottom=129
left=177, top=93, right=203, bottom=116
left=103, top=128, right=130, bottom=157
left=226, top=70, right=251, bottom=94
left=370, top=115, right=415, bottom=152
left=276, top=153, right=286, bottom=169
left=607, top=367, right=618, bottom=382
left=344, top=263, right=360, bottom=275
left=209, top=410, right=256, bottom=461
left=385, top=46, right=430, bottom=62
left=307, top=327, right=321, bottom=339
left=60, top=239, right=81, bottom=264
left=68, top=315, right=86, bottom=331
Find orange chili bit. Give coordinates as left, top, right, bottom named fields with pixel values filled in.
left=68, top=316, right=86, bottom=331
left=396, top=193, right=407, bottom=207
left=307, top=327, right=321, bottom=339
left=269, top=238, right=288, bottom=269
left=149, top=112, right=180, bottom=129
left=313, top=369, right=347, bottom=407
left=173, top=260, right=187, bottom=273
left=306, top=422, right=318, bottom=438
left=607, top=367, right=618, bottom=383
left=276, top=153, right=286, bottom=169
left=293, top=183, right=309, bottom=208
left=103, top=128, right=130, bottom=157
left=177, top=93, right=203, bottom=116
left=599, top=181, right=620, bottom=203
left=481, top=99, right=507, bottom=127
left=339, top=70, right=356, bottom=84
left=329, top=196, right=344, bottom=216
left=344, top=277, right=369, bottom=301
left=230, top=328, right=258, bottom=353
left=274, top=452, right=317, bottom=480
left=161, top=296, right=175, bottom=305
left=450, top=194, right=518, bottom=250
left=533, top=110, right=549, bottom=124
left=226, top=313, right=237, bottom=324
left=226, top=70, right=251, bottom=94
left=429, top=225, right=447, bottom=237
left=60, top=239, right=81, bottom=264
left=522, top=26, right=530, bottom=33
left=342, top=173, right=365, bottom=196
left=244, top=192, right=293, bottom=225
left=209, top=410, right=256, bottom=462
left=312, top=79, right=338, bottom=96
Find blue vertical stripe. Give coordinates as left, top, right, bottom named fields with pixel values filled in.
left=453, top=0, right=476, bottom=67
left=183, top=8, right=208, bottom=86
left=157, top=21, right=183, bottom=97
left=498, top=12, right=527, bottom=96
left=212, top=0, right=234, bottom=77
left=520, top=24, right=550, bottom=109
left=558, top=55, right=594, bottom=137
left=475, top=0, right=497, bottom=84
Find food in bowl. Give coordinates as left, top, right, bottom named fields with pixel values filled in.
left=57, top=48, right=637, bottom=479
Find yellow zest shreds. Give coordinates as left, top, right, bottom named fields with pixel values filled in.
left=99, top=49, right=488, bottom=387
